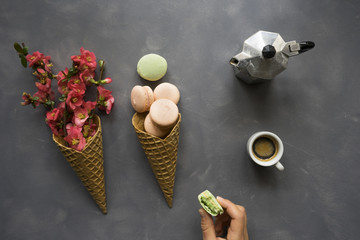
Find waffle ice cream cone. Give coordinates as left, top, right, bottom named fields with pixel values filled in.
left=53, top=115, right=107, bottom=214
left=132, top=112, right=181, bottom=207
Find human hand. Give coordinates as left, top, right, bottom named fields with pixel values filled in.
left=199, top=196, right=249, bottom=240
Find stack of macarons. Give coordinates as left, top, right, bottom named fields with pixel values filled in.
left=131, top=83, right=180, bottom=138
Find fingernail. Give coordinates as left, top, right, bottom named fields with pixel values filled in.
left=216, top=196, right=224, bottom=201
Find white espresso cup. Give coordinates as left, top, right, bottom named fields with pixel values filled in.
left=247, top=131, right=284, bottom=171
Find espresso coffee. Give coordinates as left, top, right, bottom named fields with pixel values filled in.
left=252, top=136, right=278, bottom=161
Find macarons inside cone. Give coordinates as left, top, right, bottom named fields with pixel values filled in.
left=131, top=83, right=180, bottom=138
left=154, top=82, right=180, bottom=104
left=149, top=99, right=179, bottom=129
left=144, top=113, right=170, bottom=138
left=131, top=85, right=154, bottom=113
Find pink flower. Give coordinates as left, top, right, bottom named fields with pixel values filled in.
left=47, top=121, right=64, bottom=136
left=41, top=55, right=52, bottom=72
left=35, top=78, right=51, bottom=92
left=33, top=89, right=55, bottom=105
left=68, top=75, right=86, bottom=91
left=46, top=108, right=63, bottom=122
left=97, top=85, right=114, bottom=114
left=33, top=91, right=47, bottom=106
left=66, top=89, right=85, bottom=111
left=44, top=63, right=53, bottom=72
left=64, top=125, right=86, bottom=151
left=58, top=102, right=66, bottom=111
left=105, top=96, right=115, bottom=114
left=83, top=101, right=97, bottom=114
left=71, top=54, right=84, bottom=65
left=82, top=120, right=98, bottom=138
left=26, top=51, right=43, bottom=67
left=48, top=89, right=55, bottom=101
left=97, top=85, right=112, bottom=99
left=45, top=108, right=65, bottom=136
left=21, top=92, right=32, bottom=106
left=57, top=68, right=68, bottom=81
left=80, top=47, right=96, bottom=71
left=57, top=68, right=70, bottom=94
left=25, top=51, right=52, bottom=71
left=58, top=80, right=69, bottom=95
left=89, top=124, right=97, bottom=136
left=73, top=107, right=89, bottom=127
left=66, top=123, right=76, bottom=132
left=34, top=68, right=46, bottom=79
left=79, top=69, right=95, bottom=86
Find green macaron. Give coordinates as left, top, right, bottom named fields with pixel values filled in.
left=137, top=53, right=167, bottom=81
left=198, top=190, right=224, bottom=216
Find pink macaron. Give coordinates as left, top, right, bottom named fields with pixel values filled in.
left=131, top=85, right=154, bottom=113
left=154, top=82, right=180, bottom=104
left=144, top=113, right=170, bottom=138
left=149, top=99, right=179, bottom=129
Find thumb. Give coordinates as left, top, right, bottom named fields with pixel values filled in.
left=199, top=209, right=217, bottom=240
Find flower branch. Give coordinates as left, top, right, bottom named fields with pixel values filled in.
left=15, top=43, right=115, bottom=151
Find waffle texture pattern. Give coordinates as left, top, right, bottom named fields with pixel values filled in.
left=53, top=115, right=107, bottom=214
left=132, top=112, right=181, bottom=207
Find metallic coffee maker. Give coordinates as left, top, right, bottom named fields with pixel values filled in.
left=230, top=30, right=315, bottom=84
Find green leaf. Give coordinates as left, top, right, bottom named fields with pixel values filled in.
left=14, top=42, right=23, bottom=53
left=33, top=97, right=39, bottom=101
left=59, top=95, right=66, bottom=102
left=68, top=67, right=78, bottom=76
left=20, top=55, right=27, bottom=68
left=45, top=100, right=55, bottom=108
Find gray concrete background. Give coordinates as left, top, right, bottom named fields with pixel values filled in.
left=1, top=0, right=359, bottom=239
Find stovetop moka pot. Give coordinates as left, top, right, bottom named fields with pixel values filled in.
left=230, top=30, right=315, bottom=84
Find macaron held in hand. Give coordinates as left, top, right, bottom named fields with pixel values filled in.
left=198, top=190, right=224, bottom=216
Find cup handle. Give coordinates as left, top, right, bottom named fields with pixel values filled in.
left=275, top=162, right=284, bottom=171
